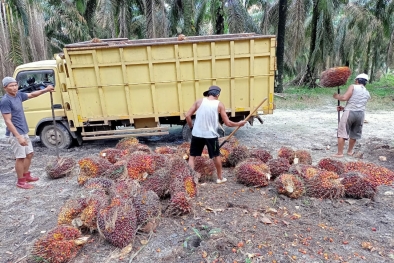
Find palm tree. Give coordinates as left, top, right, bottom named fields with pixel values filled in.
left=275, top=0, right=288, bottom=93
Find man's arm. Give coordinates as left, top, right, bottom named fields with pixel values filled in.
left=218, top=102, right=247, bottom=127
left=184, top=99, right=201, bottom=128
left=2, top=113, right=28, bottom=146
left=333, top=85, right=354, bottom=101
left=27, top=85, right=55, bottom=99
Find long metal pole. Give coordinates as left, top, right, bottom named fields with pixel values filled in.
left=337, top=86, right=340, bottom=123
left=50, top=92, right=59, bottom=159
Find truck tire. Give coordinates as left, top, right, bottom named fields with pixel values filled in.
left=40, top=123, right=73, bottom=149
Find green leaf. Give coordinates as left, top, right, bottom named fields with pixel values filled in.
left=208, top=228, right=222, bottom=235
left=192, top=228, right=202, bottom=239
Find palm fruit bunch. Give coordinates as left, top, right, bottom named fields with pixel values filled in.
left=168, top=156, right=193, bottom=180
left=235, top=160, right=271, bottom=187
left=294, top=150, right=312, bottom=165
left=267, top=158, right=291, bottom=178
left=80, top=190, right=110, bottom=231
left=102, top=160, right=127, bottom=181
left=345, top=161, right=394, bottom=187
left=219, top=136, right=239, bottom=148
left=340, top=171, right=377, bottom=199
left=219, top=144, right=231, bottom=166
left=306, top=170, right=345, bottom=199
left=57, top=198, right=87, bottom=225
left=277, top=146, right=295, bottom=164
left=126, top=152, right=155, bottom=180
left=318, top=158, right=345, bottom=175
left=84, top=178, right=114, bottom=193
left=176, top=142, right=191, bottom=160
left=228, top=145, right=250, bottom=166
left=32, top=225, right=85, bottom=263
left=46, top=157, right=77, bottom=179
left=154, top=146, right=176, bottom=154
left=133, top=190, right=161, bottom=226
left=97, top=197, right=138, bottom=248
left=250, top=148, right=273, bottom=163
left=194, top=156, right=215, bottom=182
left=141, top=168, right=170, bottom=198
left=320, top=66, right=351, bottom=87
left=77, top=156, right=112, bottom=185
left=170, top=174, right=197, bottom=198
left=167, top=192, right=192, bottom=216
left=99, top=148, right=127, bottom=164
left=111, top=179, right=141, bottom=199
left=129, top=143, right=152, bottom=154
left=288, top=164, right=320, bottom=183
left=151, top=153, right=171, bottom=168
left=115, top=137, right=139, bottom=150
left=275, top=173, right=305, bottom=199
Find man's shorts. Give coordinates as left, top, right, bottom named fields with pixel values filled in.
left=8, top=134, right=34, bottom=158
left=337, top=110, right=365, bottom=140
left=190, top=136, right=220, bottom=159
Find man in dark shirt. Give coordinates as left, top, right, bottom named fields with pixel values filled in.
left=0, top=77, right=54, bottom=189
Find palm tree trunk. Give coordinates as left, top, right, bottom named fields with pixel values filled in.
left=214, top=0, right=225, bottom=34
left=275, top=0, right=288, bottom=93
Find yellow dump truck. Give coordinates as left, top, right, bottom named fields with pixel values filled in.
left=12, top=33, right=276, bottom=148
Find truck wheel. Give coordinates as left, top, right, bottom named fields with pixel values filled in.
left=40, top=123, right=73, bottom=149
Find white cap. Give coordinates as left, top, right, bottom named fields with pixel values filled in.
left=355, top=73, right=369, bottom=81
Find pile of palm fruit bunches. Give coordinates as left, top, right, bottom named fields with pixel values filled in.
left=35, top=137, right=394, bottom=263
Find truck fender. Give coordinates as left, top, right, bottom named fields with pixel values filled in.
left=35, top=118, right=78, bottom=139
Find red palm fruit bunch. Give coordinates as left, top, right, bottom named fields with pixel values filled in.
left=57, top=198, right=87, bottom=225
left=250, top=148, right=273, bottom=163
left=32, top=226, right=85, bottom=263
left=288, top=164, right=320, bottom=183
left=151, top=153, right=171, bottom=168
left=84, top=178, right=114, bottom=193
left=345, top=161, right=394, bottom=187
left=320, top=66, right=352, bottom=87
left=278, top=146, right=295, bottom=164
left=219, top=136, right=239, bottom=148
left=267, top=158, right=291, bottom=179
left=194, top=156, right=215, bottom=182
left=275, top=173, right=305, bottom=199
left=99, top=148, right=127, bottom=164
left=339, top=171, right=377, bottom=199
left=306, top=170, right=345, bottom=199
left=80, top=190, right=110, bottom=231
left=219, top=144, right=231, bottom=166
left=294, top=150, right=312, bottom=165
left=318, top=158, right=345, bottom=175
left=154, top=146, right=176, bottom=154
left=129, top=143, right=152, bottom=154
left=115, top=137, right=139, bottom=150
left=126, top=152, right=155, bottom=180
left=111, top=179, right=141, bottom=199
left=169, top=175, right=197, bottom=198
left=78, top=156, right=112, bottom=185
left=168, top=156, right=193, bottom=180
left=102, top=160, right=128, bottom=181
left=46, top=157, right=77, bottom=179
left=141, top=168, right=170, bottom=198
left=167, top=192, right=192, bottom=216
left=133, top=190, right=161, bottom=227
left=228, top=145, right=250, bottom=167
left=97, top=197, right=137, bottom=248
left=176, top=142, right=191, bottom=160
left=235, top=160, right=271, bottom=187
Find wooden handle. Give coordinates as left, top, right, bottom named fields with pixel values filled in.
left=219, top=97, right=268, bottom=148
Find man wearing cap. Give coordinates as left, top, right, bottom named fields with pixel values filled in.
left=185, top=85, right=247, bottom=183
left=0, top=76, right=54, bottom=189
left=332, top=73, right=371, bottom=158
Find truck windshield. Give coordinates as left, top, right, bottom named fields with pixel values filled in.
left=16, top=70, right=55, bottom=93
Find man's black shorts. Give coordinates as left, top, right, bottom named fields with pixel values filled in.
left=190, top=136, right=220, bottom=159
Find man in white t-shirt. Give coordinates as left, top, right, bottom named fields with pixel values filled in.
left=185, top=86, right=246, bottom=183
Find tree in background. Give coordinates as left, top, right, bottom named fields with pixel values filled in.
left=275, top=0, right=288, bottom=93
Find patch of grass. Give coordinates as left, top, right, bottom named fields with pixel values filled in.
left=276, top=74, right=394, bottom=111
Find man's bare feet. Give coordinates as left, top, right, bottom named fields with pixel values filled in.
left=347, top=152, right=354, bottom=156
left=331, top=154, right=344, bottom=158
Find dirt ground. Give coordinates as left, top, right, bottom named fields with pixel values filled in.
left=0, top=108, right=393, bottom=263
